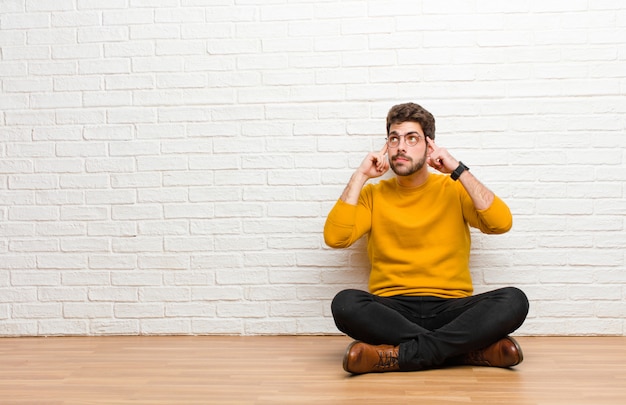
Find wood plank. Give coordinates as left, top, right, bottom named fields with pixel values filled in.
left=1, top=336, right=625, bottom=404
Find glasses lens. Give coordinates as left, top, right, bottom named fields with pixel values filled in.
left=387, top=134, right=420, bottom=147
left=406, top=135, right=419, bottom=146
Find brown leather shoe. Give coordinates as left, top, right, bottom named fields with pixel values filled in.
left=460, top=336, right=523, bottom=368
left=343, top=341, right=400, bottom=374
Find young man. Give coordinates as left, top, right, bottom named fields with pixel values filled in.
left=324, top=103, right=529, bottom=374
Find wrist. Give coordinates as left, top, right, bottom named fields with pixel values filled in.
left=450, top=161, right=469, bottom=181
left=354, top=171, right=371, bottom=182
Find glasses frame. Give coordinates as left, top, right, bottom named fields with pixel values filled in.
left=386, top=132, right=424, bottom=148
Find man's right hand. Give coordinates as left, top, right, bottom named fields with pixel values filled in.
left=357, top=143, right=389, bottom=179
left=340, top=144, right=389, bottom=205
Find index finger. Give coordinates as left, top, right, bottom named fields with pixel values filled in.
left=379, top=143, right=388, bottom=155
left=426, top=136, right=436, bottom=152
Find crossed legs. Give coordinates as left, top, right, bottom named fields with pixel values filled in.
left=331, top=287, right=529, bottom=372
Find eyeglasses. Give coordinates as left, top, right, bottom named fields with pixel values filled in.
left=386, top=133, right=423, bottom=148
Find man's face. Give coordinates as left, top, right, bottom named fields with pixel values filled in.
left=387, top=121, right=428, bottom=177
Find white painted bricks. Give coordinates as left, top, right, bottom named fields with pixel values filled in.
left=1, top=1, right=625, bottom=336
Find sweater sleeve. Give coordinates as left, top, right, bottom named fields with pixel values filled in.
left=469, top=194, right=513, bottom=234
left=323, top=198, right=372, bottom=249
left=451, top=177, right=512, bottom=234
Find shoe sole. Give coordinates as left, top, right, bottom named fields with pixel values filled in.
left=507, top=336, right=524, bottom=366
left=342, top=341, right=361, bottom=373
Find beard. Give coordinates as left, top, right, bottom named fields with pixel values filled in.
left=389, top=148, right=428, bottom=176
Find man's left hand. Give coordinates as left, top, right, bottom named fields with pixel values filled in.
left=426, top=137, right=459, bottom=174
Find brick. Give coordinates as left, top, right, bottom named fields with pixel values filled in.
left=138, top=189, right=189, bottom=204
left=267, top=202, right=320, bottom=218
left=1, top=13, right=49, bottom=29
left=78, top=27, right=129, bottom=43
left=115, top=303, right=164, bottom=318
left=164, top=203, right=215, bottom=219
left=165, top=303, right=216, bottom=317
left=88, top=255, right=137, bottom=270
left=183, top=22, right=232, bottom=39
left=51, top=11, right=100, bottom=27
left=297, top=317, right=338, bottom=334
left=10, top=238, right=59, bottom=253
left=217, top=268, right=268, bottom=285
left=245, top=319, right=297, bottom=335
left=164, top=237, right=214, bottom=252
left=1, top=46, right=50, bottom=61
left=139, top=287, right=190, bottom=302
left=52, top=44, right=101, bottom=60
left=90, top=320, right=140, bottom=335
left=39, top=319, right=89, bottom=335
left=270, top=301, right=323, bottom=317
left=13, top=303, right=62, bottom=319
left=135, top=220, right=188, bottom=235
left=111, top=237, right=162, bottom=254
left=140, top=319, right=192, bottom=334
left=158, top=107, right=211, bottom=122
left=0, top=94, right=29, bottom=111
left=136, top=156, right=187, bottom=171
left=87, top=222, right=137, bottom=237
left=207, top=39, right=260, bottom=55
left=89, top=287, right=138, bottom=302
left=103, top=9, right=154, bottom=25
left=193, top=253, right=239, bottom=271
left=217, top=302, right=266, bottom=318
left=36, top=223, right=86, bottom=237
left=28, top=28, right=76, bottom=45
left=111, top=173, right=161, bottom=188
left=61, top=237, right=109, bottom=253
left=154, top=7, right=205, bottom=23
left=11, top=271, right=60, bottom=286
left=112, top=272, right=163, bottom=287
left=29, top=61, right=78, bottom=76
left=0, top=159, right=33, bottom=174
left=9, top=206, right=58, bottom=220
left=130, top=25, right=180, bottom=40
left=163, top=270, right=214, bottom=286
left=60, top=206, right=108, bottom=221
left=192, top=319, right=242, bottom=334
left=86, top=189, right=136, bottom=204
left=56, top=109, right=106, bottom=125
left=0, top=322, right=38, bottom=336
left=191, top=286, right=243, bottom=301
left=214, top=236, right=265, bottom=252
left=138, top=255, right=189, bottom=270
left=64, top=303, right=113, bottom=318
left=59, top=174, right=109, bottom=189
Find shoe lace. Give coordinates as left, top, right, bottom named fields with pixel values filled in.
left=464, top=349, right=489, bottom=366
left=375, top=349, right=398, bottom=369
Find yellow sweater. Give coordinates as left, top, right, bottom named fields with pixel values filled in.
left=324, top=174, right=512, bottom=298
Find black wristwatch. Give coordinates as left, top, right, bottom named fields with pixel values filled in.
left=450, top=161, right=469, bottom=181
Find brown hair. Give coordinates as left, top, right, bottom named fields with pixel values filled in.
left=386, top=102, right=436, bottom=140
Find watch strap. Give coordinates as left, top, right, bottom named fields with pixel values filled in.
left=451, top=161, right=469, bottom=181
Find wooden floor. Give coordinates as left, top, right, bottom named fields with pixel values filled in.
left=1, top=336, right=626, bottom=404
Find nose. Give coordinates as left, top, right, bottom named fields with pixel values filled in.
left=397, top=137, right=408, bottom=150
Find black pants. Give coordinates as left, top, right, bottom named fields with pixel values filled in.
left=331, top=287, right=529, bottom=371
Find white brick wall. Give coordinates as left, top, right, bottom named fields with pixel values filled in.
left=1, top=1, right=625, bottom=336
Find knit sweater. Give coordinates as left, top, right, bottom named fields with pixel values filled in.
left=323, top=173, right=512, bottom=298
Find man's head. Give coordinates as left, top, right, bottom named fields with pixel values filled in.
left=386, top=103, right=435, bottom=140
left=384, top=103, right=436, bottom=178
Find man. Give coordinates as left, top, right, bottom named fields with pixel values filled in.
left=324, top=102, right=529, bottom=374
